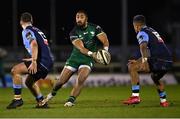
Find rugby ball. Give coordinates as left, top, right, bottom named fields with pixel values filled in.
left=96, top=49, right=111, bottom=65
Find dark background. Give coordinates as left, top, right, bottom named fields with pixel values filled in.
left=1, top=0, right=179, bottom=46
left=0, top=0, right=180, bottom=74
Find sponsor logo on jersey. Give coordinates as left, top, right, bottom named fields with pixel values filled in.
left=26, top=32, right=33, bottom=40
left=90, top=31, right=95, bottom=36
left=83, top=32, right=88, bottom=35
left=70, top=36, right=78, bottom=40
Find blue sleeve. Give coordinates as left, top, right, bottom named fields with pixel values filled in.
left=95, top=25, right=104, bottom=36
left=23, top=29, right=36, bottom=44
left=137, top=31, right=149, bottom=44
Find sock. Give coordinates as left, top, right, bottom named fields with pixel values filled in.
left=132, top=84, right=140, bottom=97
left=158, top=89, right=167, bottom=103
left=51, top=90, right=57, bottom=96
left=67, top=96, right=76, bottom=103
left=13, top=84, right=22, bottom=100
left=36, top=94, right=44, bottom=102
left=51, top=82, right=63, bottom=96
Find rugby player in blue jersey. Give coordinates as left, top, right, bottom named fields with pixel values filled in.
left=123, top=15, right=172, bottom=107
left=7, top=12, right=54, bottom=109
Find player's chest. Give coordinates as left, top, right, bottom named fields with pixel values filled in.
left=78, top=29, right=96, bottom=42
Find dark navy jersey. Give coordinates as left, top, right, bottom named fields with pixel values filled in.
left=137, top=26, right=172, bottom=61
left=22, top=26, right=54, bottom=70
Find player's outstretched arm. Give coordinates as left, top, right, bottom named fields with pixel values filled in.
left=72, top=39, right=92, bottom=56
left=97, top=32, right=109, bottom=51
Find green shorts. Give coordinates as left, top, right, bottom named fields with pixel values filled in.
left=65, top=55, right=94, bottom=72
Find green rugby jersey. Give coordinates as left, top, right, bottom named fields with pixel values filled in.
left=67, top=23, right=104, bottom=65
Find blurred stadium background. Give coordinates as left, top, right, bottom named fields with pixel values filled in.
left=0, top=0, right=180, bottom=87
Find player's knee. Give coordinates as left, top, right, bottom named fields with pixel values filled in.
left=25, top=79, right=29, bottom=87
left=11, top=67, right=18, bottom=76
left=128, top=64, right=136, bottom=72
left=151, top=74, right=160, bottom=85
left=78, top=76, right=87, bottom=85
left=151, top=73, right=162, bottom=81
left=25, top=80, right=32, bottom=88
left=78, top=79, right=85, bottom=85
left=151, top=74, right=155, bottom=81
left=25, top=81, right=32, bottom=88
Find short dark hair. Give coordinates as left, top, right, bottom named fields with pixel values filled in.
left=133, top=15, right=146, bottom=24
left=20, top=12, right=33, bottom=23
left=77, top=9, right=88, bottom=18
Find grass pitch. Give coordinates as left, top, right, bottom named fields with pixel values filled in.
left=0, top=85, right=180, bottom=118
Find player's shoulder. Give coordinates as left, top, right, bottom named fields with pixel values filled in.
left=69, top=26, right=79, bottom=36
left=142, top=26, right=156, bottom=32
left=88, top=23, right=101, bottom=28
left=88, top=22, right=97, bottom=27
left=22, top=29, right=31, bottom=37
left=22, top=26, right=34, bottom=35
left=31, top=26, right=41, bottom=32
left=71, top=26, right=78, bottom=31
left=137, top=31, right=149, bottom=40
left=22, top=26, right=37, bottom=40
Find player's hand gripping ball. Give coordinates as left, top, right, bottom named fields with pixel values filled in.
left=93, top=49, right=111, bottom=65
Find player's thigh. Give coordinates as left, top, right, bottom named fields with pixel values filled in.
left=59, top=66, right=74, bottom=82
left=11, top=62, right=28, bottom=74
left=77, top=66, right=91, bottom=83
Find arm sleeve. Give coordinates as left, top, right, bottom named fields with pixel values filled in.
left=95, top=25, right=104, bottom=36
left=24, top=29, right=37, bottom=44
left=69, top=28, right=80, bottom=42
left=137, top=31, right=149, bottom=44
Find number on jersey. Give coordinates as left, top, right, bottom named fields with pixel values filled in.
left=152, top=32, right=164, bottom=43
left=38, top=31, right=49, bottom=45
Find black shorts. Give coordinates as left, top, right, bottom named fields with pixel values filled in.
left=24, top=61, right=49, bottom=81
left=148, top=58, right=172, bottom=73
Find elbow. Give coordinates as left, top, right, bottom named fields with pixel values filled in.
left=104, top=38, right=109, bottom=47
left=79, top=48, right=85, bottom=54
left=31, top=41, right=38, bottom=48
left=79, top=48, right=88, bottom=55
left=140, top=45, right=147, bottom=51
left=106, top=40, right=109, bottom=46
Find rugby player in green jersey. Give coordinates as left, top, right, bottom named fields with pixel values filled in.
left=43, top=10, right=109, bottom=107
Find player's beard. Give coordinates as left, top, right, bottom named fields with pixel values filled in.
left=76, top=21, right=86, bottom=28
